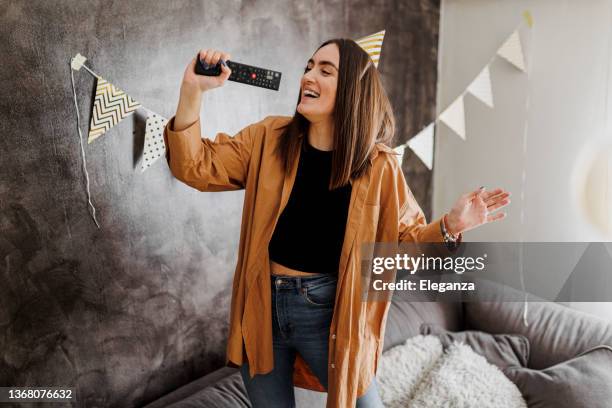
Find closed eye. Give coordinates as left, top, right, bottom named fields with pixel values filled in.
left=304, top=66, right=332, bottom=76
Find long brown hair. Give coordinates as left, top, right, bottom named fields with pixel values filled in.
left=276, top=38, right=395, bottom=190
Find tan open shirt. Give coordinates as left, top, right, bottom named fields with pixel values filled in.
left=163, top=115, right=448, bottom=407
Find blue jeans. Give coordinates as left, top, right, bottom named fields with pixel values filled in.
left=240, top=273, right=384, bottom=407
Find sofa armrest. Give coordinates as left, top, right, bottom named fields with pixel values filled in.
left=465, top=300, right=612, bottom=369
left=142, top=367, right=240, bottom=408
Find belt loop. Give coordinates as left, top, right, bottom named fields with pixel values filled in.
left=296, top=277, right=302, bottom=293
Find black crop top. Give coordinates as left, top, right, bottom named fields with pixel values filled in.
left=268, top=139, right=352, bottom=274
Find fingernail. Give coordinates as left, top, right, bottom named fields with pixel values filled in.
left=219, top=59, right=227, bottom=67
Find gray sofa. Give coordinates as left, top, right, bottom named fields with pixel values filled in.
left=143, top=296, right=612, bottom=407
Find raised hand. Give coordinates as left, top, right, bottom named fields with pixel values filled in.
left=182, top=48, right=232, bottom=93
left=445, top=187, right=511, bottom=236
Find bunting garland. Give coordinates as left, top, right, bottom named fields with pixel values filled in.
left=70, top=53, right=170, bottom=228
left=394, top=21, right=529, bottom=169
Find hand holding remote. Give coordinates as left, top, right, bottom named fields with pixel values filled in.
left=181, top=48, right=232, bottom=93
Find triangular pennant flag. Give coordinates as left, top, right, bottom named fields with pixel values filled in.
left=467, top=66, right=494, bottom=108
left=393, top=143, right=406, bottom=162
left=88, top=77, right=141, bottom=143
left=356, top=30, right=385, bottom=68
left=438, top=95, right=466, bottom=139
left=141, top=112, right=168, bottom=172
left=407, top=123, right=435, bottom=170
left=497, top=30, right=525, bottom=71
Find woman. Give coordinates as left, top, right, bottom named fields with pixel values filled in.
left=163, top=39, right=510, bottom=408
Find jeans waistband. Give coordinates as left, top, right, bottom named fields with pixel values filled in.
left=271, top=273, right=337, bottom=290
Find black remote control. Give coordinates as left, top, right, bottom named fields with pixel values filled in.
left=195, top=54, right=282, bottom=91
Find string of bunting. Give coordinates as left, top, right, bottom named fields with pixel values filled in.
left=394, top=15, right=532, bottom=170
left=69, top=31, right=386, bottom=227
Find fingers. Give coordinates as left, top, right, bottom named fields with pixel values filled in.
left=481, top=188, right=504, bottom=200
left=220, top=63, right=232, bottom=80
left=484, top=191, right=509, bottom=202
left=487, top=198, right=511, bottom=212
left=486, top=212, right=506, bottom=223
left=211, top=50, right=222, bottom=65
left=200, top=49, right=231, bottom=65
left=198, top=49, right=209, bottom=63
left=485, top=192, right=511, bottom=207
left=197, top=49, right=232, bottom=80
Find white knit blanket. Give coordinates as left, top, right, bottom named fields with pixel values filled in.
left=377, top=335, right=527, bottom=408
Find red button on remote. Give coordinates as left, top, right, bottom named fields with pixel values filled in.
left=251, top=73, right=257, bottom=79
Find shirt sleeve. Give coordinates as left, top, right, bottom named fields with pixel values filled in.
left=394, top=161, right=445, bottom=243
left=162, top=116, right=258, bottom=192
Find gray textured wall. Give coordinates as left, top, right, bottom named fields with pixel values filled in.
left=0, top=0, right=439, bottom=406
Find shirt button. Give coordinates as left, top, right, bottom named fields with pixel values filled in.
left=331, top=334, right=336, bottom=339
left=331, top=363, right=335, bottom=369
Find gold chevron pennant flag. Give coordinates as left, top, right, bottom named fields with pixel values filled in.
left=88, top=77, right=141, bottom=143
left=407, top=123, right=435, bottom=170
left=467, top=66, right=494, bottom=108
left=356, top=30, right=385, bottom=68
left=438, top=95, right=466, bottom=140
left=497, top=30, right=526, bottom=72
left=141, top=112, right=168, bottom=173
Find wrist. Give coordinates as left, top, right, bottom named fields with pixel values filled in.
left=180, top=81, right=204, bottom=99
left=443, top=214, right=461, bottom=237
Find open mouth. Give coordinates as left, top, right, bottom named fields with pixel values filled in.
left=303, top=89, right=320, bottom=98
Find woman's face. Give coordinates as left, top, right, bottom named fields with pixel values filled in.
left=297, top=43, right=339, bottom=122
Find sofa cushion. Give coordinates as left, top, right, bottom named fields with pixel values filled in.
left=383, top=301, right=463, bottom=351
left=378, top=335, right=444, bottom=407
left=410, top=342, right=526, bottom=408
left=504, top=345, right=612, bottom=408
left=420, top=323, right=530, bottom=369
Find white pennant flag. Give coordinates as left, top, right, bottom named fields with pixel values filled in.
left=407, top=123, right=435, bottom=170
left=467, top=66, right=494, bottom=108
left=393, top=143, right=406, bottom=164
left=141, top=112, right=168, bottom=172
left=497, top=30, right=525, bottom=71
left=439, top=95, right=466, bottom=139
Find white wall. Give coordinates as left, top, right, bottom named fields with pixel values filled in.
left=435, top=0, right=612, bottom=319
